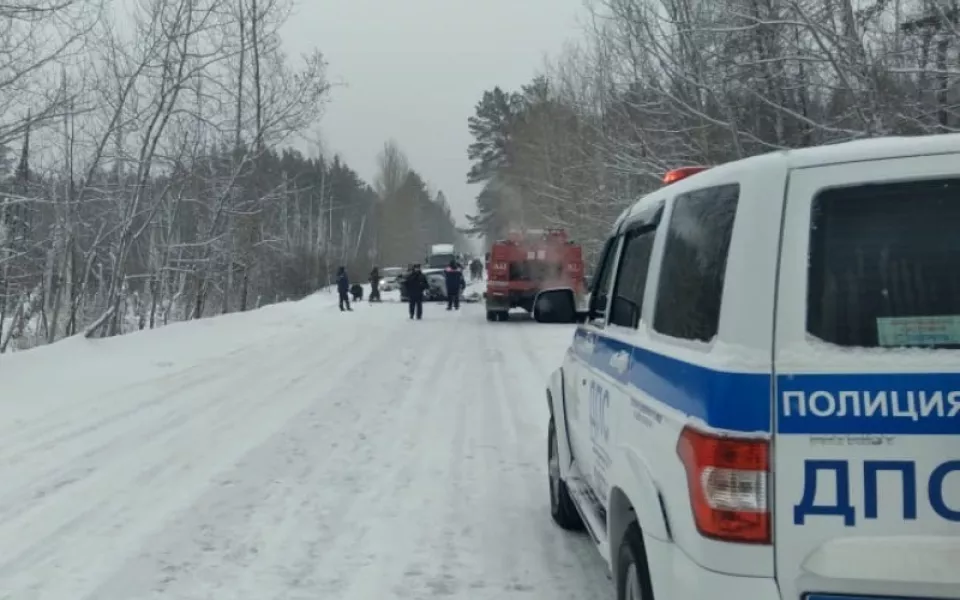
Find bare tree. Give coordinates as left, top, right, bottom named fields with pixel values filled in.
left=372, top=139, right=410, bottom=263
left=0, top=0, right=337, bottom=351
left=465, top=0, right=960, bottom=260
left=0, top=0, right=99, bottom=147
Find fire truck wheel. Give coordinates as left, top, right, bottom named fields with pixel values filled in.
left=498, top=311, right=509, bottom=322
left=486, top=310, right=497, bottom=321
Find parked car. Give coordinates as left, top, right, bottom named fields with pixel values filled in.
left=379, top=266, right=404, bottom=291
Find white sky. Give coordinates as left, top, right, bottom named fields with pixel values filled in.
left=281, top=0, right=585, bottom=225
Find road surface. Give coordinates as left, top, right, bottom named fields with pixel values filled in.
left=0, top=292, right=611, bottom=599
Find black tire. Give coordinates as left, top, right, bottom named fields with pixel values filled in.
left=486, top=310, right=496, bottom=321
left=498, top=311, right=509, bottom=322
left=616, top=523, right=655, bottom=600
left=548, top=418, right=584, bottom=531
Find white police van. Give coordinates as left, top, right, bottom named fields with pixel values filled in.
left=533, top=134, right=960, bottom=600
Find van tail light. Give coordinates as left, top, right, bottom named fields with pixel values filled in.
left=676, top=426, right=770, bottom=544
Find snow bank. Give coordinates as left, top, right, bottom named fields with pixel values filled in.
left=1, top=289, right=344, bottom=420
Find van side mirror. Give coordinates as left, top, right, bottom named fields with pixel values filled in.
left=587, top=291, right=607, bottom=320
left=533, top=288, right=586, bottom=323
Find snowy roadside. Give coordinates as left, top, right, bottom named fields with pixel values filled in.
left=0, top=284, right=349, bottom=357
left=2, top=288, right=345, bottom=421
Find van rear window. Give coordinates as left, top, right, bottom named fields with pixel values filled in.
left=807, top=177, right=960, bottom=349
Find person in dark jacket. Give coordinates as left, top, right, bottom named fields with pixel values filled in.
left=350, top=283, right=363, bottom=302
left=336, top=266, right=352, bottom=311
left=471, top=258, right=483, bottom=281
left=368, top=267, right=381, bottom=302
left=444, top=260, right=465, bottom=310
left=404, top=264, right=428, bottom=320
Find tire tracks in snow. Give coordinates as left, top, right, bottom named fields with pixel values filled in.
left=73, top=317, right=449, bottom=600
left=229, top=324, right=456, bottom=599
left=0, top=316, right=399, bottom=599
left=286, top=319, right=463, bottom=599
left=323, top=322, right=473, bottom=599
left=473, top=318, right=612, bottom=599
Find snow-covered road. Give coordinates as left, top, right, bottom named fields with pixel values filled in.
left=0, top=292, right=611, bottom=599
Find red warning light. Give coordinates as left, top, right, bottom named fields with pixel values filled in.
left=663, top=166, right=709, bottom=185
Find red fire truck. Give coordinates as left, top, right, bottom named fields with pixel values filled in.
left=484, top=228, right=585, bottom=322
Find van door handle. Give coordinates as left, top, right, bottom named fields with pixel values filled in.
left=609, top=351, right=629, bottom=374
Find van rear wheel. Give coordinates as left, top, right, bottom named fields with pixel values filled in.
left=616, top=523, right=655, bottom=600
left=548, top=418, right=583, bottom=531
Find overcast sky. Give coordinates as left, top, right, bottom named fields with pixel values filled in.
left=281, top=0, right=585, bottom=226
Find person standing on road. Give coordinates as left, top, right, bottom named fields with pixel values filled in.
left=471, top=258, right=483, bottom=281
left=444, top=259, right=465, bottom=310
left=336, top=266, right=352, bottom=311
left=368, top=266, right=381, bottom=303
left=404, top=264, right=428, bottom=320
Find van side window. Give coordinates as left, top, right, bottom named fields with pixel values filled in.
left=653, top=184, right=740, bottom=342
left=807, top=177, right=960, bottom=348
left=589, top=236, right=620, bottom=320
left=609, top=229, right=656, bottom=328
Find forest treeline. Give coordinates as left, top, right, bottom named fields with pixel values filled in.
left=0, top=0, right=464, bottom=352
left=465, top=0, right=960, bottom=262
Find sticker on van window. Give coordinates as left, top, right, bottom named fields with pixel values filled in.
left=876, top=316, right=960, bottom=347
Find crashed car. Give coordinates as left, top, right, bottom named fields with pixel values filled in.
left=399, top=268, right=445, bottom=301
left=399, top=267, right=480, bottom=303
left=379, top=266, right=404, bottom=291
left=424, top=270, right=448, bottom=300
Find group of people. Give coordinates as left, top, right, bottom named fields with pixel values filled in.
left=335, top=266, right=383, bottom=311
left=334, top=260, right=467, bottom=319
left=401, top=260, right=465, bottom=319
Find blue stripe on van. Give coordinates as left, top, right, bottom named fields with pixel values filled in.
left=573, top=329, right=772, bottom=433
left=572, top=329, right=959, bottom=436
left=777, top=373, right=960, bottom=435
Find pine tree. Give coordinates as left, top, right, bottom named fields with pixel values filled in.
left=464, top=87, right=525, bottom=241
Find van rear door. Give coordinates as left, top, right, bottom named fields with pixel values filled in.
left=773, top=152, right=960, bottom=600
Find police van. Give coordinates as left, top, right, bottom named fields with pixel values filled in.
left=533, top=134, right=960, bottom=600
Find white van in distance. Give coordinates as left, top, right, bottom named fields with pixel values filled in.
left=534, top=134, right=960, bottom=600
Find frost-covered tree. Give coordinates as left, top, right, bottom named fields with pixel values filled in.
left=465, top=0, right=960, bottom=261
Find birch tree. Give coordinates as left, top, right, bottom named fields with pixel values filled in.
left=465, top=0, right=960, bottom=258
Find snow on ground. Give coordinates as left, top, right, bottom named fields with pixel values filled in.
left=0, top=293, right=611, bottom=599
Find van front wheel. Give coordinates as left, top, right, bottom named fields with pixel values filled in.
left=616, top=523, right=655, bottom=600
left=548, top=418, right=583, bottom=531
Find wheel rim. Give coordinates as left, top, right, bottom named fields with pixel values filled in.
left=625, top=563, right=643, bottom=600
left=548, top=427, right=560, bottom=511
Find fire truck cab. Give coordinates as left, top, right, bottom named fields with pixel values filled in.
left=485, top=228, right=585, bottom=322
